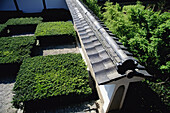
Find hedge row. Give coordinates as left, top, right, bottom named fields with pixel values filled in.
left=5, top=17, right=43, bottom=25
left=13, top=53, right=92, bottom=108
left=0, top=36, right=36, bottom=64
left=0, top=24, right=7, bottom=32
left=35, top=21, right=76, bottom=37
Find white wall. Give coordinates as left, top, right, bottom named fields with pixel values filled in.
left=45, top=0, right=68, bottom=9
left=0, top=0, right=16, bottom=11
left=0, top=0, right=68, bottom=13
left=99, top=84, right=116, bottom=112
left=17, top=0, right=44, bottom=13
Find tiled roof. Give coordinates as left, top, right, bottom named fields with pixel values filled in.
left=66, top=0, right=151, bottom=85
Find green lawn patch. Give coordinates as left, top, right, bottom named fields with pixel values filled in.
left=0, top=36, right=36, bottom=64
left=35, top=21, right=76, bottom=37
left=6, top=17, right=43, bottom=25
left=13, top=53, right=92, bottom=109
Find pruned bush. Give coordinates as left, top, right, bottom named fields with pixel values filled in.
left=6, top=17, right=43, bottom=25
left=13, top=53, right=92, bottom=109
left=0, top=24, right=7, bottom=32
left=0, top=36, right=36, bottom=64
left=35, top=21, right=76, bottom=37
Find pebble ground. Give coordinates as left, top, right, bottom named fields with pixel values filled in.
left=0, top=76, right=18, bottom=113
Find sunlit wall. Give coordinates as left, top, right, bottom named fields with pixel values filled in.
left=0, top=0, right=68, bottom=13
left=0, top=0, right=16, bottom=11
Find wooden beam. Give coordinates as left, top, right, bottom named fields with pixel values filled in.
left=42, top=0, right=47, bottom=10
left=13, top=0, right=19, bottom=11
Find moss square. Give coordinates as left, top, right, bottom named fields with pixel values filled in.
left=0, top=36, right=36, bottom=64
left=6, top=17, right=43, bottom=25
left=13, top=53, right=92, bottom=108
left=35, top=21, right=76, bottom=37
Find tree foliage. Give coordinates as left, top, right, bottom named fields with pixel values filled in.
left=102, top=1, right=170, bottom=77
left=83, top=0, right=102, bottom=18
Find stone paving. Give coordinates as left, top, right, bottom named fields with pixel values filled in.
left=42, top=45, right=80, bottom=56
left=0, top=76, right=18, bottom=113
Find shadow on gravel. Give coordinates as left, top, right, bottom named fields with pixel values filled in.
left=109, top=82, right=170, bottom=113
left=0, top=63, right=20, bottom=83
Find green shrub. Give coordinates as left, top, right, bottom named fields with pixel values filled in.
left=83, top=0, right=102, bottom=19
left=0, top=24, right=7, bottom=32
left=144, top=79, right=170, bottom=107
left=5, top=17, right=43, bottom=25
left=0, top=36, right=36, bottom=64
left=35, top=21, right=76, bottom=37
left=13, top=53, right=92, bottom=109
left=102, top=1, right=170, bottom=76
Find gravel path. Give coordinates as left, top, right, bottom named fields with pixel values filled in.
left=42, top=45, right=80, bottom=56
left=0, top=76, right=18, bottom=113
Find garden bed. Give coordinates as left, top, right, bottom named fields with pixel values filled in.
left=35, top=21, right=76, bottom=46
left=13, top=54, right=93, bottom=110
left=0, top=36, right=36, bottom=75
left=1, top=17, right=43, bottom=37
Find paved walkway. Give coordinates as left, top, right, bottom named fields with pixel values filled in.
left=0, top=76, right=18, bottom=113
left=42, top=45, right=80, bottom=56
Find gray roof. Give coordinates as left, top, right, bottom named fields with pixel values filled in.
left=66, top=0, right=151, bottom=85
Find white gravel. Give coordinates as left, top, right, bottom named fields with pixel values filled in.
left=42, top=45, right=80, bottom=56
left=0, top=79, right=18, bottom=113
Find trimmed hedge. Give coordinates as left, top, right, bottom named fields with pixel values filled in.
left=13, top=53, right=92, bottom=109
left=0, top=36, right=36, bottom=64
left=5, top=17, right=43, bottom=25
left=35, top=21, right=76, bottom=37
left=0, top=24, right=7, bottom=32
